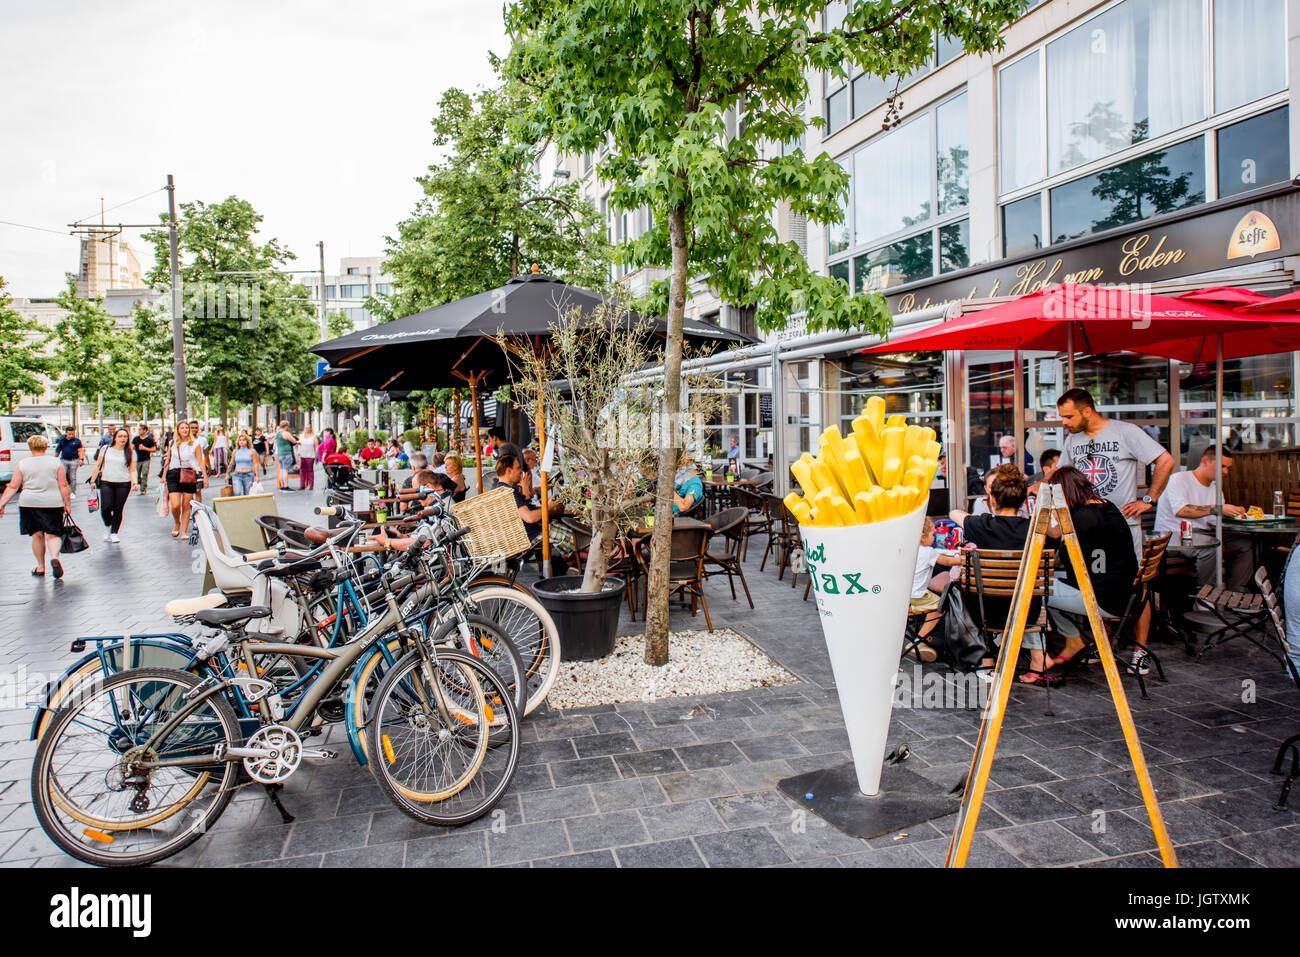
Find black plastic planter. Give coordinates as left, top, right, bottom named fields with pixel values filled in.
left=529, top=576, right=627, bottom=661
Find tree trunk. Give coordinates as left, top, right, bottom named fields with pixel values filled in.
left=219, top=381, right=228, bottom=433
left=644, top=204, right=689, bottom=666
left=583, top=514, right=616, bottom=593
left=510, top=233, right=520, bottom=279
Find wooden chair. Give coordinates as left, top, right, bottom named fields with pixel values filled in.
left=960, top=548, right=1052, bottom=671
left=703, top=507, right=754, bottom=608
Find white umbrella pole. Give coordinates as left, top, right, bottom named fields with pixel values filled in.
left=1216, top=333, right=1224, bottom=589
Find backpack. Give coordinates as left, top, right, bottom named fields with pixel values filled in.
left=937, top=581, right=991, bottom=673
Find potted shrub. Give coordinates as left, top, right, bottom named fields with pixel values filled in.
left=502, top=305, right=719, bottom=660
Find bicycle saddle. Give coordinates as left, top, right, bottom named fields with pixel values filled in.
left=256, top=557, right=323, bottom=578
left=195, top=605, right=272, bottom=626
left=304, top=525, right=353, bottom=545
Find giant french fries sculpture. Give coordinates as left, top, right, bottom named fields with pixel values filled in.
left=787, top=399, right=942, bottom=797
left=784, top=398, right=941, bottom=526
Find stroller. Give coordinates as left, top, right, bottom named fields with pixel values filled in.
left=324, top=452, right=366, bottom=492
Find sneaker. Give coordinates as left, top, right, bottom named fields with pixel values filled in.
left=1127, top=650, right=1151, bottom=676
left=975, top=669, right=996, bottom=684
left=103, top=530, right=112, bottom=542
left=109, top=533, right=120, bottom=544
left=69, top=492, right=76, bottom=499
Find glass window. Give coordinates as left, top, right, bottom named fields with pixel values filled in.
left=1214, top=0, right=1286, bottom=112
left=1046, top=0, right=1204, bottom=176
left=940, top=220, right=970, bottom=273
left=1217, top=107, right=1290, bottom=198
left=1049, top=136, right=1205, bottom=243
left=324, top=285, right=336, bottom=298
left=1002, top=194, right=1043, bottom=258
left=936, top=32, right=963, bottom=67
left=829, top=160, right=851, bottom=254
left=824, top=0, right=847, bottom=32
left=342, top=284, right=369, bottom=298
left=999, top=53, right=1043, bottom=192
left=854, top=232, right=933, bottom=293
left=854, top=117, right=931, bottom=244
left=836, top=352, right=945, bottom=441
left=829, top=259, right=850, bottom=289
left=936, top=94, right=969, bottom=214
left=827, top=86, right=850, bottom=135
left=375, top=283, right=392, bottom=295
left=852, top=72, right=891, bottom=119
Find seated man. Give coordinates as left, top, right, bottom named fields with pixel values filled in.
left=1027, top=448, right=1060, bottom=491
left=496, top=453, right=574, bottom=572
left=401, top=453, right=429, bottom=488
left=673, top=461, right=704, bottom=516
left=358, top=438, right=384, bottom=464
left=1153, top=445, right=1250, bottom=586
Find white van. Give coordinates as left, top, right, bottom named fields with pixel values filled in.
left=0, top=415, right=64, bottom=492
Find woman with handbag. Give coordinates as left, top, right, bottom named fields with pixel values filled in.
left=164, top=420, right=207, bottom=538
left=87, top=427, right=137, bottom=543
left=0, top=433, right=73, bottom=578
left=227, top=433, right=261, bottom=496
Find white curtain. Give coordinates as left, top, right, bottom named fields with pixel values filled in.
left=854, top=117, right=931, bottom=246
left=1147, top=0, right=1205, bottom=139
left=1214, top=0, right=1286, bottom=111
left=1047, top=1, right=1138, bottom=174
left=1000, top=53, right=1043, bottom=192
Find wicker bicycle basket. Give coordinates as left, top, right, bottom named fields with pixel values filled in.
left=451, top=486, right=532, bottom=560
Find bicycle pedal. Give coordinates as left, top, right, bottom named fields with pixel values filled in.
left=299, top=748, right=337, bottom=760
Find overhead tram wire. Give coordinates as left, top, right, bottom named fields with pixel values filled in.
left=0, top=219, right=72, bottom=236
left=71, top=186, right=167, bottom=226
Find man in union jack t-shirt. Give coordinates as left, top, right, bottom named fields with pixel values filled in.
left=1057, top=388, right=1175, bottom=676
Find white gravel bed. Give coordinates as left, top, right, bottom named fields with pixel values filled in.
left=546, top=627, right=799, bottom=710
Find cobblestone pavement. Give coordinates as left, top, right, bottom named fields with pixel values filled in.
left=1, top=477, right=1298, bottom=868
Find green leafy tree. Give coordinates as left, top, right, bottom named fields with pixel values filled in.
left=0, top=277, right=48, bottom=413
left=375, top=78, right=613, bottom=321
left=505, top=0, right=1024, bottom=662
left=49, top=280, right=120, bottom=430
left=127, top=301, right=178, bottom=420
left=144, top=196, right=310, bottom=426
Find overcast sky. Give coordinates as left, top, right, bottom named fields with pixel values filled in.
left=0, top=0, right=508, bottom=296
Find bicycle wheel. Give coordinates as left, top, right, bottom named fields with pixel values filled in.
left=366, top=648, right=519, bottom=826
left=466, top=584, right=561, bottom=715
left=347, top=635, right=406, bottom=767
left=32, top=667, right=240, bottom=867
left=416, top=613, right=528, bottom=717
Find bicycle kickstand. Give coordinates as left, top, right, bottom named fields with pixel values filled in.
left=263, top=783, right=296, bottom=824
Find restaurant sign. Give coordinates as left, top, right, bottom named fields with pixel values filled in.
left=884, top=187, right=1300, bottom=315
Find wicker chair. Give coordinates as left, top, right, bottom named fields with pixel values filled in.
left=703, top=507, right=754, bottom=608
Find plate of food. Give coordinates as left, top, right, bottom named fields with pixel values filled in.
left=1224, top=506, right=1291, bottom=525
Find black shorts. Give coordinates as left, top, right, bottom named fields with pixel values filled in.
left=19, top=506, right=65, bottom=537
left=166, top=468, right=197, bottom=495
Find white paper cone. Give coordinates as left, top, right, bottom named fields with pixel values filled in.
left=800, top=505, right=926, bottom=796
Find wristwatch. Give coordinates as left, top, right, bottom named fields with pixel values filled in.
left=1141, top=495, right=1155, bottom=505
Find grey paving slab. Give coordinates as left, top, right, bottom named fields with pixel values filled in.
left=694, top=826, right=792, bottom=867
left=638, top=799, right=727, bottom=841
left=563, top=809, right=649, bottom=851
left=614, top=838, right=706, bottom=868
left=520, top=785, right=596, bottom=823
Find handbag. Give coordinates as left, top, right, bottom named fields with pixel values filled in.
left=249, top=480, right=265, bottom=495
left=61, top=514, right=89, bottom=554
left=937, top=581, right=991, bottom=673
left=179, top=467, right=198, bottom=485
left=156, top=487, right=169, bottom=517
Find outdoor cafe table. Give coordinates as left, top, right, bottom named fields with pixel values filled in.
left=703, top=476, right=756, bottom=510
left=1219, top=519, right=1300, bottom=578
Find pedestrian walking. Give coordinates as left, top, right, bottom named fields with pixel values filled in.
left=54, top=425, right=85, bottom=499
left=227, top=433, right=261, bottom=495
left=210, top=425, right=229, bottom=476
left=164, top=420, right=207, bottom=538
left=0, top=433, right=73, bottom=578
left=251, top=428, right=268, bottom=478
left=88, top=427, right=137, bottom=543
left=274, top=420, right=298, bottom=491
left=298, top=425, right=318, bottom=490
left=131, top=423, right=158, bottom=493
left=188, top=420, right=210, bottom=502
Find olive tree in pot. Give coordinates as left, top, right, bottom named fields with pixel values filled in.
left=501, top=304, right=717, bottom=660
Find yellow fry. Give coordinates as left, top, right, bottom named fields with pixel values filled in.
left=906, top=454, right=926, bottom=475
left=840, top=444, right=872, bottom=499
left=791, top=500, right=814, bottom=525
left=791, top=459, right=819, bottom=497
left=830, top=495, right=856, bottom=526
left=853, top=491, right=873, bottom=523
left=920, top=427, right=936, bottom=444
left=882, top=487, right=902, bottom=519
left=923, top=439, right=942, bottom=460
left=851, top=417, right=883, bottom=484
left=864, top=396, right=886, bottom=434
left=784, top=491, right=806, bottom=514
left=903, top=425, right=925, bottom=463
left=903, top=468, right=927, bottom=491
left=922, top=458, right=940, bottom=489
left=885, top=413, right=906, bottom=430
left=812, top=460, right=846, bottom=499
left=813, top=488, right=840, bottom=526
left=882, top=427, right=905, bottom=472
left=881, top=456, right=903, bottom=489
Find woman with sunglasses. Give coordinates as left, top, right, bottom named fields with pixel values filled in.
left=87, top=427, right=137, bottom=543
